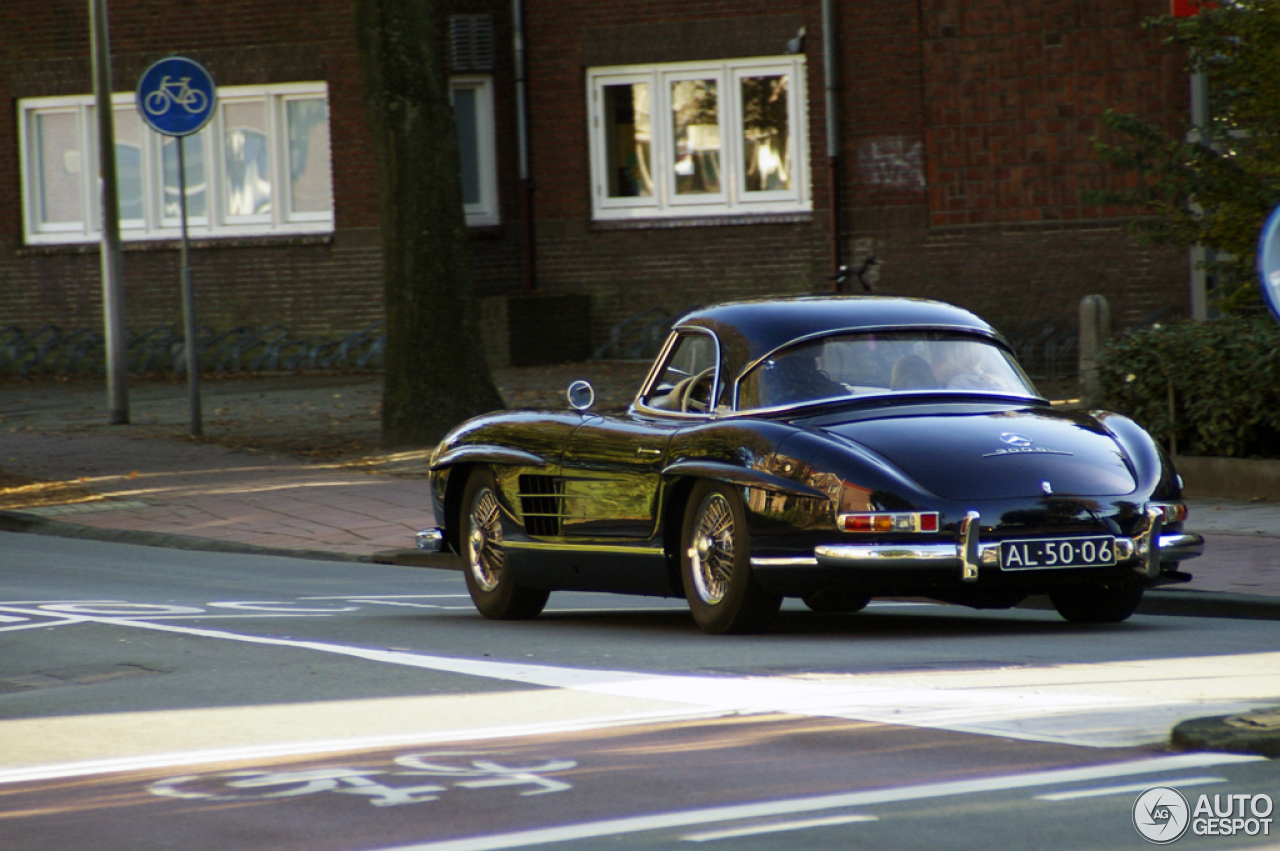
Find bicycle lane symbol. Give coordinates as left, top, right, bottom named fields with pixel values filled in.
left=147, top=752, right=578, bottom=808
left=142, top=77, right=209, bottom=118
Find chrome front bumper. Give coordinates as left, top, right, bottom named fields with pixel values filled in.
left=416, top=527, right=445, bottom=552
left=753, top=508, right=1205, bottom=583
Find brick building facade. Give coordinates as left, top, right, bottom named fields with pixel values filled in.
left=0, top=0, right=1189, bottom=368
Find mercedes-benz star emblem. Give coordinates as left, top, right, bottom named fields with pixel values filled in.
left=1000, top=433, right=1033, bottom=448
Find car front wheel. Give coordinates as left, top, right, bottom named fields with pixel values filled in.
left=680, top=481, right=781, bottom=634
left=1049, top=578, right=1143, bottom=624
left=460, top=467, right=549, bottom=620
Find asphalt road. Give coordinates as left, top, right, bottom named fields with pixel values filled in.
left=2, top=532, right=1278, bottom=850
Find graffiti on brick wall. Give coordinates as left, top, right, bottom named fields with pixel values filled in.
left=858, top=137, right=925, bottom=191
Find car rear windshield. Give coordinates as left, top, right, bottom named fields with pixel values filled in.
left=737, top=331, right=1039, bottom=410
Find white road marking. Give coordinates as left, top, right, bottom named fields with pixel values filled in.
left=0, top=706, right=732, bottom=785
left=0, top=615, right=29, bottom=623
left=362, top=755, right=1262, bottom=851
left=542, top=607, right=689, bottom=614
left=681, top=813, right=878, bottom=841
left=207, top=601, right=360, bottom=613
left=0, top=618, right=87, bottom=633
left=1, top=604, right=1276, bottom=749
left=351, top=600, right=467, bottom=610
left=1034, top=776, right=1227, bottom=801
left=300, top=595, right=473, bottom=600
left=39, top=602, right=205, bottom=616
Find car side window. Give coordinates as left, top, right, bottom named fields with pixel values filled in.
left=641, top=332, right=721, bottom=414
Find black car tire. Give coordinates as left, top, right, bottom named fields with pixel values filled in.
left=460, top=467, right=549, bottom=620
left=680, top=480, right=782, bottom=634
left=802, top=590, right=872, bottom=614
left=1049, top=578, right=1144, bottom=624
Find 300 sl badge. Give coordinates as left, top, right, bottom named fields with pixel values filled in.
left=984, top=432, right=1074, bottom=458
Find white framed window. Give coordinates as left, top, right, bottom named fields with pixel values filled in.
left=451, top=75, right=499, bottom=226
left=588, top=56, right=809, bottom=221
left=18, top=82, right=333, bottom=245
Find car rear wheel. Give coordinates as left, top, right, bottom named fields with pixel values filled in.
left=1049, top=578, right=1143, bottom=624
left=680, top=481, right=781, bottom=634
left=460, top=468, right=549, bottom=620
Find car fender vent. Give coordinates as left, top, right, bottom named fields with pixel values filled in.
left=518, top=474, right=564, bottom=537
left=450, top=15, right=495, bottom=72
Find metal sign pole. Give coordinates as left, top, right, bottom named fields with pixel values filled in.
left=90, top=0, right=129, bottom=424
left=178, top=136, right=201, bottom=436
left=136, top=55, right=215, bottom=439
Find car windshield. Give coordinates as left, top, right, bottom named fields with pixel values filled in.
left=737, top=331, right=1039, bottom=410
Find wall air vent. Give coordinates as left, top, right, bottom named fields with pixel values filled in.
left=450, top=15, right=495, bottom=72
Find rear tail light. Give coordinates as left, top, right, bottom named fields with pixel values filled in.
left=1151, top=502, right=1188, bottom=524
left=839, top=511, right=939, bottom=534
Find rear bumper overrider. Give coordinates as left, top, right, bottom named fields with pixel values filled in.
left=753, top=507, right=1204, bottom=582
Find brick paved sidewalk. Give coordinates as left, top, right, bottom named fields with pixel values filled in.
left=0, top=430, right=433, bottom=560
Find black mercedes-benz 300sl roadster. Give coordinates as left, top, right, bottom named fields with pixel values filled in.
left=417, top=296, right=1204, bottom=633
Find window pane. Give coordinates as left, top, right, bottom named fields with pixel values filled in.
left=452, top=88, right=481, bottom=206
left=741, top=74, right=790, bottom=192
left=286, top=98, right=332, bottom=215
left=223, top=100, right=271, bottom=217
left=113, top=107, right=144, bottom=222
left=603, top=83, right=652, bottom=198
left=642, top=333, right=720, bottom=411
left=739, top=332, right=1037, bottom=410
left=671, top=79, right=719, bottom=195
left=33, top=111, right=83, bottom=227
left=163, top=133, right=207, bottom=220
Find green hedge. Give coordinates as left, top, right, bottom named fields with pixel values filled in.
left=1097, top=315, right=1280, bottom=458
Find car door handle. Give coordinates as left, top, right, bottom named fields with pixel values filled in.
left=636, top=447, right=662, bottom=457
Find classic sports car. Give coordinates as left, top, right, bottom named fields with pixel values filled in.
left=418, top=296, right=1204, bottom=634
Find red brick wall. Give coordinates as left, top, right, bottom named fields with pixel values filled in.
left=524, top=0, right=1190, bottom=346
left=0, top=0, right=1195, bottom=358
left=0, top=0, right=524, bottom=342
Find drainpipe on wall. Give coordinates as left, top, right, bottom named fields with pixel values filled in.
left=513, top=0, right=535, bottom=293
left=1188, top=70, right=1211, bottom=321
left=822, top=0, right=842, bottom=290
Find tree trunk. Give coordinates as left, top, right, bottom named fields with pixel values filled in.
left=354, top=0, right=505, bottom=447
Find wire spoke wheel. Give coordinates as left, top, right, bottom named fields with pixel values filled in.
left=689, top=492, right=735, bottom=604
left=680, top=481, right=781, bottom=634
left=467, top=487, right=504, bottom=592
left=460, top=468, right=549, bottom=620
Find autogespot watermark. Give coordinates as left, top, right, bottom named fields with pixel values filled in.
left=1133, top=786, right=1274, bottom=844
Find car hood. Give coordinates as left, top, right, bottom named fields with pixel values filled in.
left=810, top=406, right=1137, bottom=500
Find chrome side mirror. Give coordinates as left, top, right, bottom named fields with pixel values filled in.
left=566, top=380, right=595, bottom=411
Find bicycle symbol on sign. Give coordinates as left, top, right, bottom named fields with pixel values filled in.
left=147, top=751, right=579, bottom=808
left=142, top=76, right=209, bottom=117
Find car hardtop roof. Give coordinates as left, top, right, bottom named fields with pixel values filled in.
left=674, top=295, right=1005, bottom=379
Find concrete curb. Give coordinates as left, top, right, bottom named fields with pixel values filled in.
left=0, top=510, right=371, bottom=565
left=1177, top=455, right=1280, bottom=502
left=1172, top=708, right=1280, bottom=759
left=1140, top=590, right=1280, bottom=621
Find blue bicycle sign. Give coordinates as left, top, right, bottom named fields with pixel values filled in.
left=136, top=56, right=216, bottom=137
